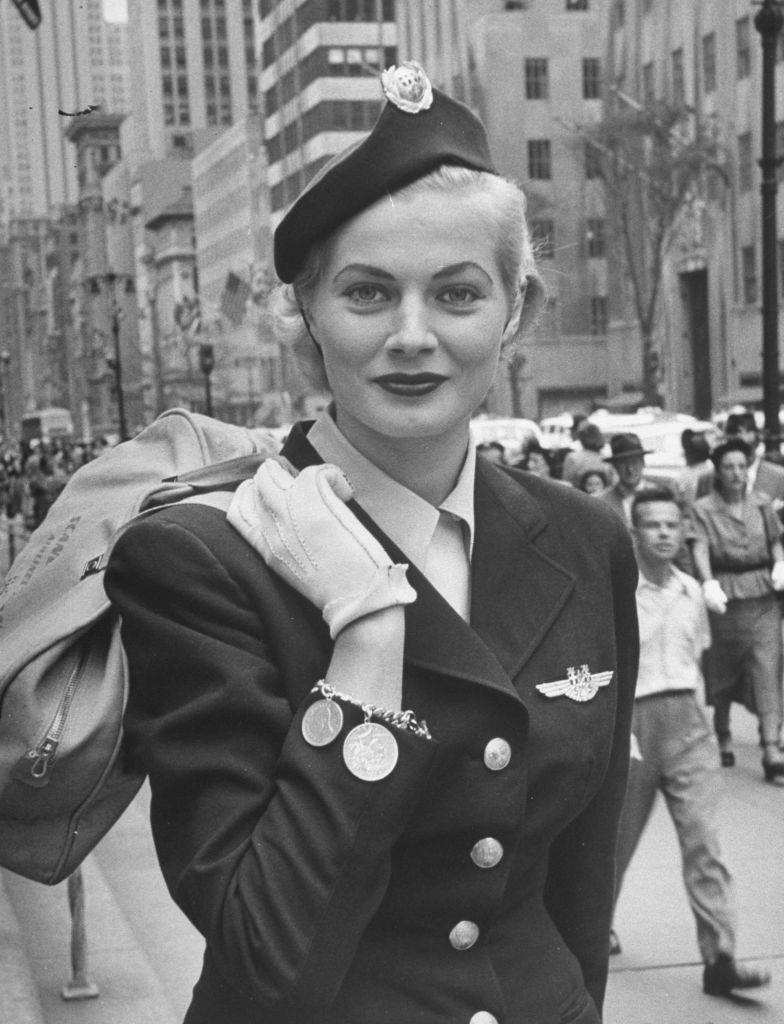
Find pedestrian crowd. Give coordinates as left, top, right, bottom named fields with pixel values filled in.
left=484, top=408, right=782, bottom=1001
left=0, top=436, right=112, bottom=532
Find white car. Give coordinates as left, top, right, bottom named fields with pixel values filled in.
left=471, top=417, right=543, bottom=462
left=589, top=409, right=717, bottom=483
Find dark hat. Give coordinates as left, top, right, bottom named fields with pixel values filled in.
left=603, top=432, right=651, bottom=463
left=273, top=60, right=497, bottom=283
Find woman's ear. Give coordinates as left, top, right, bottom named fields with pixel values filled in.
left=501, top=280, right=526, bottom=345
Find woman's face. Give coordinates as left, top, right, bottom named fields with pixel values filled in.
left=718, top=450, right=748, bottom=496
left=582, top=472, right=605, bottom=495
left=307, top=188, right=513, bottom=454
left=526, top=452, right=550, bottom=477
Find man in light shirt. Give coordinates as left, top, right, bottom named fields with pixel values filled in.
left=610, top=486, right=771, bottom=998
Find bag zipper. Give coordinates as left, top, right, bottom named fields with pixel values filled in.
left=20, top=643, right=88, bottom=785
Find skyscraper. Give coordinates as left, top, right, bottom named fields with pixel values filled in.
left=124, top=0, right=259, bottom=168
left=257, top=0, right=397, bottom=221
left=0, top=0, right=131, bottom=226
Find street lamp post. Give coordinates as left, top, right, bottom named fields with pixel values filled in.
left=755, top=0, right=784, bottom=452
left=92, top=272, right=129, bottom=441
left=198, top=342, right=215, bottom=418
left=0, top=351, right=10, bottom=438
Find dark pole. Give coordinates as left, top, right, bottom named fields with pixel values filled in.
left=755, top=0, right=784, bottom=452
left=198, top=343, right=215, bottom=418
left=106, top=274, right=129, bottom=441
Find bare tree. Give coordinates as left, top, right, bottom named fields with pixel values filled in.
left=577, top=97, right=727, bottom=406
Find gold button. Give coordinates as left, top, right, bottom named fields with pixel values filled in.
left=471, top=837, right=504, bottom=869
left=449, top=920, right=479, bottom=950
left=484, top=738, right=511, bottom=771
left=469, top=1013, right=499, bottom=1024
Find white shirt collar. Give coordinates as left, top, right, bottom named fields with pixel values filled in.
left=307, top=411, right=476, bottom=569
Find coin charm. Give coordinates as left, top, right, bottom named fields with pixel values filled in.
left=343, top=722, right=398, bottom=781
left=301, top=699, right=344, bottom=747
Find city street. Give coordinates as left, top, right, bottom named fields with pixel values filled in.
left=1, top=706, right=781, bottom=1024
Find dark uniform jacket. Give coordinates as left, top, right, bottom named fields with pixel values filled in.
left=105, top=422, right=639, bottom=1024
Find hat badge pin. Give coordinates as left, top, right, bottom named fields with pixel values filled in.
left=381, top=60, right=434, bottom=114
left=536, top=665, right=613, bottom=703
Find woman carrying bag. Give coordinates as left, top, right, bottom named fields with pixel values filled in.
left=106, top=62, right=638, bottom=1024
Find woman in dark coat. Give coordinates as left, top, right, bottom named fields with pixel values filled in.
left=691, top=438, right=784, bottom=781
left=106, top=62, right=638, bottom=1024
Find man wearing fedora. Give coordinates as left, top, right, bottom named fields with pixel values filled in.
left=600, top=433, right=663, bottom=526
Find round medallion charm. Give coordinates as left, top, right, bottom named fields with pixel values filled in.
left=343, top=722, right=398, bottom=781
left=301, top=699, right=344, bottom=747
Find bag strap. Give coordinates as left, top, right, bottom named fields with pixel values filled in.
left=81, top=453, right=266, bottom=579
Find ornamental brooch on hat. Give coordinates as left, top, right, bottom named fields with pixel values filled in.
left=381, top=60, right=434, bottom=114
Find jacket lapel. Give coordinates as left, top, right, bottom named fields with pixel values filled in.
left=471, top=461, right=576, bottom=682
left=281, top=426, right=574, bottom=699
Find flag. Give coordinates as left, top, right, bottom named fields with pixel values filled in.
left=220, top=271, right=251, bottom=326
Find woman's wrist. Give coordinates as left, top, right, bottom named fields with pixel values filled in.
left=327, top=606, right=405, bottom=709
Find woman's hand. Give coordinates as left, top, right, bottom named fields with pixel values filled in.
left=228, top=461, right=416, bottom=638
left=702, top=579, right=728, bottom=615
left=771, top=560, right=784, bottom=591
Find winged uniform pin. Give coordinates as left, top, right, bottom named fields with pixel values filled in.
left=536, top=665, right=613, bottom=703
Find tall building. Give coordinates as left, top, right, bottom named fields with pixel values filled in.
left=0, top=0, right=131, bottom=226
left=400, top=0, right=613, bottom=419
left=124, top=0, right=260, bottom=167
left=608, top=0, right=784, bottom=417
left=257, top=0, right=397, bottom=222
left=192, top=116, right=296, bottom=425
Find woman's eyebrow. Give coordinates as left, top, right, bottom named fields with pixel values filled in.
left=433, top=262, right=492, bottom=281
left=333, top=264, right=395, bottom=281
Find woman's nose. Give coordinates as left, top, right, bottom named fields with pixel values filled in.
left=385, top=296, right=437, bottom=353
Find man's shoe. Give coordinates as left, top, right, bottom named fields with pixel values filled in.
left=608, top=929, right=621, bottom=956
left=703, top=954, right=771, bottom=996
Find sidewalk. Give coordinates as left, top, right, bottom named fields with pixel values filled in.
left=605, top=706, right=784, bottom=1023
left=1, top=708, right=781, bottom=1023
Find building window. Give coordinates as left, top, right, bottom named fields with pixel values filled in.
left=525, top=58, right=549, bottom=99
left=742, top=245, right=757, bottom=304
left=642, top=62, right=654, bottom=105
left=530, top=219, right=555, bottom=258
left=566, top=0, right=589, bottom=9
left=777, top=121, right=784, bottom=183
left=589, top=296, right=608, bottom=334
left=702, top=32, right=716, bottom=93
left=582, top=58, right=601, bottom=99
left=586, top=218, right=606, bottom=257
left=738, top=132, right=754, bottom=192
left=528, top=139, right=552, bottom=179
left=643, top=0, right=653, bottom=12
left=614, top=0, right=624, bottom=25
left=671, top=47, right=684, bottom=105
left=585, top=142, right=602, bottom=179
left=779, top=240, right=784, bottom=298
left=736, top=16, right=751, bottom=80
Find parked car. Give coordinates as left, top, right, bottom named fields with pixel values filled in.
left=589, top=408, right=716, bottom=483
left=471, top=417, right=543, bottom=463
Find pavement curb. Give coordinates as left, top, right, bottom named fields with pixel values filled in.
left=0, top=869, right=46, bottom=1024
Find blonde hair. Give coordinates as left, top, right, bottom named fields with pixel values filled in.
left=271, top=166, right=546, bottom=391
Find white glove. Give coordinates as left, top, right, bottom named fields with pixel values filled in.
left=772, top=561, right=784, bottom=591
left=227, top=461, right=416, bottom=638
left=702, top=579, right=728, bottom=615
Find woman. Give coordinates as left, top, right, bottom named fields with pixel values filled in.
left=691, top=439, right=784, bottom=781
left=578, top=469, right=609, bottom=496
left=106, top=62, right=638, bottom=1024
left=515, top=439, right=552, bottom=478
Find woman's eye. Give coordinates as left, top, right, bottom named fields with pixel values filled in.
left=440, top=285, right=480, bottom=306
left=344, top=284, right=387, bottom=304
